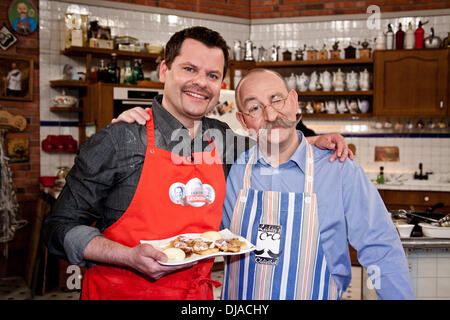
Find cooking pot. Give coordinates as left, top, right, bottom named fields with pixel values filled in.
left=424, top=28, right=442, bottom=48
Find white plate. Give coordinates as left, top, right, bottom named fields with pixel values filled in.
left=419, top=223, right=450, bottom=238
left=140, top=229, right=256, bottom=266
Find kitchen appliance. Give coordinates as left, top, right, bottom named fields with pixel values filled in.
left=244, top=40, right=255, bottom=61
left=424, top=27, right=442, bottom=48
left=113, top=87, right=163, bottom=119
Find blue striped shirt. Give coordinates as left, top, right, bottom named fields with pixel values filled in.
left=222, top=131, right=415, bottom=300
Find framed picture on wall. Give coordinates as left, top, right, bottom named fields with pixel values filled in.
left=0, top=54, right=34, bottom=101
left=8, top=0, right=39, bottom=36
left=0, top=24, right=18, bottom=50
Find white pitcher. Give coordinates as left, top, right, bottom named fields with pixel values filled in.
left=320, top=70, right=332, bottom=91
left=359, top=68, right=370, bottom=91
left=296, top=73, right=309, bottom=92
left=346, top=71, right=359, bottom=91
left=286, top=73, right=297, bottom=90
left=308, top=71, right=318, bottom=92
left=336, top=98, right=348, bottom=113
left=332, top=68, right=345, bottom=91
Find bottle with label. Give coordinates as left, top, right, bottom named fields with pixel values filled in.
left=123, top=61, right=133, bottom=85
left=377, top=166, right=385, bottom=184
left=107, top=53, right=119, bottom=83
left=404, top=22, right=415, bottom=49
left=414, top=21, right=425, bottom=49
left=97, top=59, right=108, bottom=82
left=395, top=23, right=405, bottom=50
left=386, top=24, right=394, bottom=50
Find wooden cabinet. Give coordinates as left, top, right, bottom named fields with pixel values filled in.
left=49, top=47, right=163, bottom=144
left=379, top=189, right=450, bottom=214
left=229, top=58, right=375, bottom=118
left=373, top=49, right=449, bottom=117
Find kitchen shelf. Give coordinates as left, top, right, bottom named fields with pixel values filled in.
left=255, top=58, right=373, bottom=67
left=61, top=46, right=161, bottom=61
left=50, top=80, right=88, bottom=88
left=299, top=90, right=373, bottom=96
left=50, top=106, right=83, bottom=113
left=301, top=113, right=372, bottom=119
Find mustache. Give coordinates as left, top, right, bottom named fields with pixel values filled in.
left=182, top=85, right=212, bottom=99
left=263, top=113, right=303, bottom=130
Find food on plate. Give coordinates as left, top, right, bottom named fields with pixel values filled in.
left=192, top=239, right=219, bottom=255
left=215, top=238, right=246, bottom=252
left=161, top=232, right=249, bottom=262
left=201, top=231, right=222, bottom=241
left=163, top=247, right=186, bottom=262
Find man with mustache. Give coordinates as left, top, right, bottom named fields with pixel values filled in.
left=43, top=27, right=351, bottom=300
left=221, top=68, right=414, bottom=300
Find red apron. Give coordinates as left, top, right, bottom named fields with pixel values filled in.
left=81, top=109, right=225, bottom=300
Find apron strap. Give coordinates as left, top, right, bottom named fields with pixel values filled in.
left=242, top=149, right=256, bottom=189
left=304, top=141, right=314, bottom=193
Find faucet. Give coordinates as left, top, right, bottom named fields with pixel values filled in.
left=413, top=163, right=433, bottom=180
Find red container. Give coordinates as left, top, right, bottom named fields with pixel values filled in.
left=39, top=176, right=57, bottom=187
left=414, top=21, right=425, bottom=49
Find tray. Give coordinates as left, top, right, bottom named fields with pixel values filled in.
left=140, top=229, right=255, bottom=266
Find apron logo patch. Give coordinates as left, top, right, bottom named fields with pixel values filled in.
left=255, top=224, right=282, bottom=265
left=169, top=178, right=215, bottom=207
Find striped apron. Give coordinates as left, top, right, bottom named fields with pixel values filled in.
left=222, top=141, right=342, bottom=300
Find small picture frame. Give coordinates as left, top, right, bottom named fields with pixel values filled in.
left=0, top=53, right=34, bottom=101
left=7, top=136, right=29, bottom=163
left=0, top=24, right=18, bottom=51
left=8, top=0, right=39, bottom=36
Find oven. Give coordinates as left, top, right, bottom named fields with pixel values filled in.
left=113, top=87, right=163, bottom=119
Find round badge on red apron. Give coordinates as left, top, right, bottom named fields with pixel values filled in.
left=81, top=109, right=226, bottom=300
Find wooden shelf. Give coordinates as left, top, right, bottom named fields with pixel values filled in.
left=302, top=113, right=372, bottom=118
left=299, top=90, right=373, bottom=96
left=62, top=46, right=161, bottom=61
left=50, top=106, right=83, bottom=113
left=50, top=80, right=88, bottom=88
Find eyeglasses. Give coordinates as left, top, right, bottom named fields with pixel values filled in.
left=240, top=97, right=289, bottom=118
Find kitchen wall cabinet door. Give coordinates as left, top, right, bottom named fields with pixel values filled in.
left=373, top=49, right=448, bottom=117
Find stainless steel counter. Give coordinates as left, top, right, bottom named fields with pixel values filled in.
left=401, top=237, right=450, bottom=248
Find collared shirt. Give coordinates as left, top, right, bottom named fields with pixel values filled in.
left=222, top=131, right=415, bottom=300
left=43, top=95, right=253, bottom=266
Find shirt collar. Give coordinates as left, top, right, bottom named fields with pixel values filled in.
left=152, top=95, right=210, bottom=146
left=255, top=130, right=307, bottom=173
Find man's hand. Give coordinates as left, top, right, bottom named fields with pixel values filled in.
left=111, top=107, right=150, bottom=125
left=307, top=133, right=354, bottom=162
left=127, top=244, right=195, bottom=281
left=83, top=236, right=193, bottom=281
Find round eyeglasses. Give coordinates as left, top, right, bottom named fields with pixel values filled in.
left=240, top=97, right=289, bottom=118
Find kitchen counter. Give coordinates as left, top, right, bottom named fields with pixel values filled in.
left=401, top=237, right=450, bottom=248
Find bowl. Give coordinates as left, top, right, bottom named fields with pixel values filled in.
left=419, top=223, right=450, bottom=238
left=396, top=224, right=414, bottom=238
left=52, top=94, right=78, bottom=108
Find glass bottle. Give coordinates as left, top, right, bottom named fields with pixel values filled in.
left=107, top=53, right=117, bottom=83
left=123, top=61, right=133, bottom=85
left=385, top=24, right=394, bottom=50
left=377, top=166, right=385, bottom=184
left=395, top=23, right=405, bottom=50
left=97, top=59, right=108, bottom=82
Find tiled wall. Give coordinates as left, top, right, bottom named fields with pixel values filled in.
left=39, top=1, right=450, bottom=177
left=39, top=0, right=249, bottom=176
left=406, top=248, right=450, bottom=299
